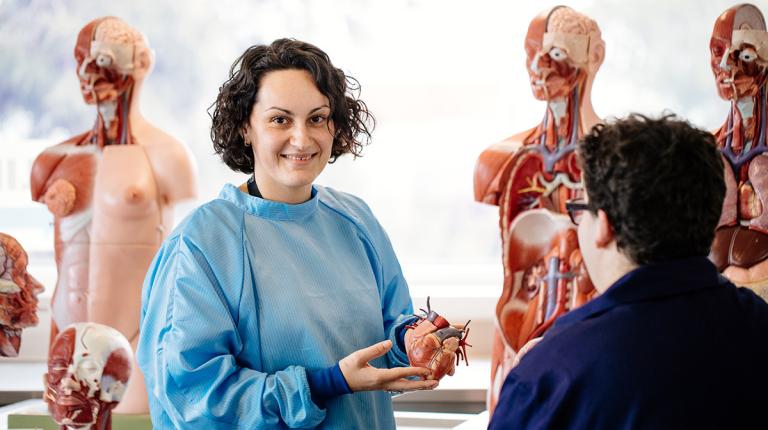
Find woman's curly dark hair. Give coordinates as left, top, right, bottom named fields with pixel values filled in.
left=578, top=113, right=725, bottom=265
left=209, top=38, right=374, bottom=174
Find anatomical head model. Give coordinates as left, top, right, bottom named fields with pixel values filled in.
left=708, top=3, right=768, bottom=300
left=0, top=233, right=43, bottom=357
left=45, top=322, right=132, bottom=430
left=473, top=6, right=604, bottom=415
left=74, top=16, right=153, bottom=147
left=30, top=16, right=197, bottom=414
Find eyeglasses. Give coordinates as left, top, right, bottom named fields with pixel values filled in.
left=565, top=200, right=590, bottom=225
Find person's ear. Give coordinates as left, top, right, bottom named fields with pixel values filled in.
left=242, top=125, right=254, bottom=147
left=594, top=209, right=614, bottom=248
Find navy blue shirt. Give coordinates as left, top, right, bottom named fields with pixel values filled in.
left=489, top=257, right=768, bottom=430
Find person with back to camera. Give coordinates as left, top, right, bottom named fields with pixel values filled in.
left=489, top=114, right=768, bottom=429
left=137, top=38, right=464, bottom=429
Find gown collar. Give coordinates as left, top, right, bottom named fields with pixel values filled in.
left=218, top=183, right=320, bottom=221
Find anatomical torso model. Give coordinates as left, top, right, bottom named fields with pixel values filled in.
left=0, top=233, right=43, bottom=357
left=473, top=6, right=605, bottom=414
left=45, top=322, right=132, bottom=430
left=30, top=17, right=197, bottom=412
left=709, top=3, right=768, bottom=302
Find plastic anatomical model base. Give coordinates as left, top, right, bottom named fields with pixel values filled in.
left=473, top=6, right=604, bottom=414
left=45, top=322, right=132, bottom=430
left=0, top=233, right=43, bottom=357
left=30, top=16, right=197, bottom=413
left=708, top=3, right=768, bottom=301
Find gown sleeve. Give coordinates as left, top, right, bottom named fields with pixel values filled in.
left=364, top=210, right=418, bottom=368
left=137, top=233, right=326, bottom=429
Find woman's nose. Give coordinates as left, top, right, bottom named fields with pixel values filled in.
left=290, top=124, right=311, bottom=149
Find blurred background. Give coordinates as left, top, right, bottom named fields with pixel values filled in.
left=0, top=0, right=762, bottom=350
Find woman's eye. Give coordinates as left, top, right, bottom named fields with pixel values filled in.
left=739, top=47, right=758, bottom=63
left=271, top=116, right=289, bottom=125
left=549, top=47, right=568, bottom=62
left=310, top=115, right=327, bottom=125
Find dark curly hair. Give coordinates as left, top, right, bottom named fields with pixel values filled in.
left=578, top=113, right=725, bottom=265
left=209, top=38, right=374, bottom=174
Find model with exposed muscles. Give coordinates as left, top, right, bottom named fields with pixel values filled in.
left=0, top=233, right=43, bottom=357
left=30, top=16, right=197, bottom=413
left=473, top=6, right=604, bottom=414
left=709, top=3, right=768, bottom=302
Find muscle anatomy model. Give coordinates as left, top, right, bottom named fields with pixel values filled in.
left=709, top=3, right=768, bottom=302
left=0, top=233, right=43, bottom=357
left=30, top=17, right=197, bottom=412
left=45, top=322, right=132, bottom=430
left=473, top=6, right=604, bottom=413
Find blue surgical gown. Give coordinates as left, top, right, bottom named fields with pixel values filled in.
left=137, top=184, right=415, bottom=429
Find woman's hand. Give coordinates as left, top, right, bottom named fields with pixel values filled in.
left=339, top=340, right=439, bottom=392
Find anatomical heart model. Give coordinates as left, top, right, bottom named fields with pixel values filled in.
left=473, top=5, right=604, bottom=414
left=30, top=16, right=197, bottom=413
left=45, top=322, right=132, bottom=430
left=404, top=297, right=471, bottom=381
left=0, top=233, right=43, bottom=357
left=708, top=3, right=768, bottom=302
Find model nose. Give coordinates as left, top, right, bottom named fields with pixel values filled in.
left=531, top=52, right=542, bottom=74
left=78, top=57, right=95, bottom=80
left=719, top=50, right=731, bottom=71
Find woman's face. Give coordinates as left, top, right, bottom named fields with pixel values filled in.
left=244, top=69, right=335, bottom=203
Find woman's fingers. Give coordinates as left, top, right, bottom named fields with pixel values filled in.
left=351, top=340, right=392, bottom=365
left=376, top=365, right=431, bottom=381
left=385, top=378, right=439, bottom=392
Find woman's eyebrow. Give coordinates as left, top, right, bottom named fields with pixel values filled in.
left=264, top=105, right=329, bottom=114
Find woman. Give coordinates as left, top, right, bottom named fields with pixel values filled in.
left=137, top=39, right=440, bottom=429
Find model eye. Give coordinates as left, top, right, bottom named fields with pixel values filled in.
left=95, top=53, right=113, bottom=68
left=549, top=47, right=568, bottom=62
left=739, top=48, right=758, bottom=63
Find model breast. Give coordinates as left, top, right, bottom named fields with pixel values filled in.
left=92, top=145, right=159, bottom=218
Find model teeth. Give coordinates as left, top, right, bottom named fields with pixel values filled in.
left=722, top=78, right=733, bottom=84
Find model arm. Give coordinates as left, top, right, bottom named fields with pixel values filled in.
left=474, top=132, right=530, bottom=205
left=31, top=136, right=95, bottom=217
left=30, top=148, right=77, bottom=217
left=146, top=137, right=198, bottom=206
